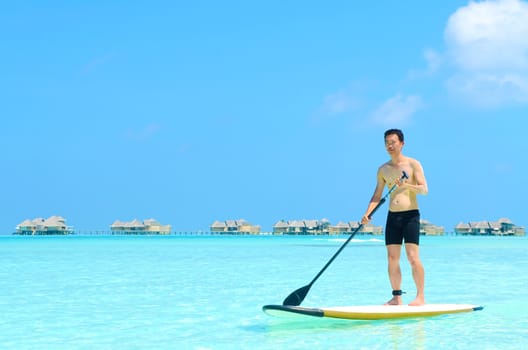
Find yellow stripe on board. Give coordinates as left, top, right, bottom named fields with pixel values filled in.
left=321, top=304, right=481, bottom=320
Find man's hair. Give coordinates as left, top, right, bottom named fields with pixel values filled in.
left=384, top=129, right=404, bottom=142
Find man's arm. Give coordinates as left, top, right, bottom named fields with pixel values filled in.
left=361, top=168, right=385, bottom=224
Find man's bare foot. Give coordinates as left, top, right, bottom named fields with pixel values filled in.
left=384, top=296, right=403, bottom=305
left=408, top=297, right=425, bottom=306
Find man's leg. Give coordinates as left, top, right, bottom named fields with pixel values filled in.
left=385, top=244, right=403, bottom=305
left=405, top=243, right=425, bottom=306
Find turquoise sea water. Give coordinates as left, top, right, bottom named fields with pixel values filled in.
left=1, top=234, right=526, bottom=349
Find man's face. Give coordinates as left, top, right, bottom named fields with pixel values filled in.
left=385, top=134, right=403, bottom=155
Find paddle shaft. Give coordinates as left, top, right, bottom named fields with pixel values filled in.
left=304, top=181, right=397, bottom=289
left=283, top=171, right=408, bottom=306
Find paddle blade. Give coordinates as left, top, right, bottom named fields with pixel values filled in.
left=283, top=284, right=311, bottom=306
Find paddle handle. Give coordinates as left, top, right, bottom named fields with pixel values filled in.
left=367, top=170, right=408, bottom=219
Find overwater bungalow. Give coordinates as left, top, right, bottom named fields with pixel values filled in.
left=350, top=221, right=384, bottom=235
left=110, top=218, right=171, bottom=235
left=271, top=218, right=442, bottom=236
left=454, top=222, right=471, bottom=235
left=326, top=221, right=383, bottom=235
left=454, top=218, right=525, bottom=236
left=328, top=221, right=350, bottom=234
left=210, top=219, right=261, bottom=234
left=419, top=219, right=445, bottom=236
left=271, top=220, right=289, bottom=234
left=272, top=219, right=382, bottom=235
left=286, top=220, right=308, bottom=234
left=210, top=220, right=227, bottom=232
left=273, top=219, right=331, bottom=235
left=14, top=216, right=73, bottom=235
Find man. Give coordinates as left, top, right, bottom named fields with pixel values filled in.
left=361, top=129, right=428, bottom=306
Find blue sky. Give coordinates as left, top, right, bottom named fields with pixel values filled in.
left=1, top=0, right=527, bottom=233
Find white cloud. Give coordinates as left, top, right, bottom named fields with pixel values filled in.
left=447, top=72, right=528, bottom=106
left=424, top=49, right=443, bottom=74
left=407, top=49, right=443, bottom=79
left=444, top=0, right=528, bottom=106
left=318, top=87, right=361, bottom=115
left=369, top=94, right=423, bottom=126
left=311, top=84, right=364, bottom=125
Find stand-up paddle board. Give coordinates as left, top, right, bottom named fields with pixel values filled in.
left=263, top=304, right=483, bottom=320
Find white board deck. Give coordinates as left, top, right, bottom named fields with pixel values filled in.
left=263, top=304, right=483, bottom=320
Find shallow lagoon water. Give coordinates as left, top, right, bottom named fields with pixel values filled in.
left=0, top=235, right=526, bottom=349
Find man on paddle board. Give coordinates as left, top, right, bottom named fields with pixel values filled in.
left=361, top=129, right=428, bottom=306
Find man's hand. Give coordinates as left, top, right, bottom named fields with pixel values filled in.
left=361, top=214, right=370, bottom=225
left=395, top=176, right=407, bottom=187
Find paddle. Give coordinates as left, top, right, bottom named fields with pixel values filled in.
left=282, top=171, right=409, bottom=306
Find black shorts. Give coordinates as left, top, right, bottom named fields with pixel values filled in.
left=385, top=210, right=420, bottom=245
